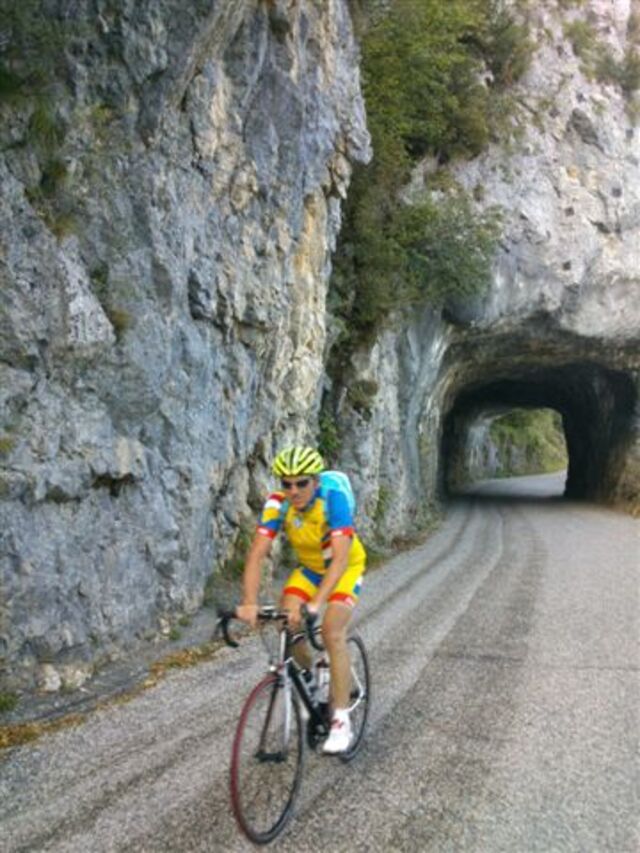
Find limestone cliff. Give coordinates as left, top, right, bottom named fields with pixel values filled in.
left=334, top=0, right=640, bottom=543
left=0, top=0, right=369, bottom=690
left=1, top=0, right=639, bottom=694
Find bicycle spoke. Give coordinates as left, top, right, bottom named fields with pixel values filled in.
left=340, top=632, right=371, bottom=762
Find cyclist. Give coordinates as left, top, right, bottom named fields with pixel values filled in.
left=237, top=446, right=366, bottom=753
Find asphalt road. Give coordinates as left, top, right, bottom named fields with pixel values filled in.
left=1, top=473, right=638, bottom=852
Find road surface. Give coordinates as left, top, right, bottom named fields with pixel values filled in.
left=1, top=473, right=638, bottom=851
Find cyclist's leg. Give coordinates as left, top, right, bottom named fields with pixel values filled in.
left=323, top=565, right=364, bottom=708
left=280, top=567, right=317, bottom=670
left=321, top=602, right=353, bottom=708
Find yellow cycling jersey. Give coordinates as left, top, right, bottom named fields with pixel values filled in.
left=257, top=488, right=366, bottom=573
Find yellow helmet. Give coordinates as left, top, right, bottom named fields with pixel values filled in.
left=272, top=446, right=325, bottom=477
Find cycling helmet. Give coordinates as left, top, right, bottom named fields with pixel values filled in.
left=272, top=446, right=325, bottom=477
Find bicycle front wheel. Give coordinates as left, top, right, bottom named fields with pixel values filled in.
left=230, top=673, right=304, bottom=844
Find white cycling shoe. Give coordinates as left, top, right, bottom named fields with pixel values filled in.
left=322, top=710, right=352, bottom=754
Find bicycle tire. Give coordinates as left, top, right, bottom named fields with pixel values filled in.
left=230, top=673, right=304, bottom=844
left=340, top=631, right=370, bottom=762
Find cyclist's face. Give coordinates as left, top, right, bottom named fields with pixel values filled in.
left=281, top=476, right=316, bottom=508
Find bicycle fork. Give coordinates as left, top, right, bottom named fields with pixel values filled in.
left=256, top=636, right=301, bottom=763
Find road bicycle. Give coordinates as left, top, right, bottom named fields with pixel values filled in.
left=217, top=605, right=371, bottom=845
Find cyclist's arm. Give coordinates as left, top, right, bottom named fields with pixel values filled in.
left=237, top=533, right=273, bottom=626
left=238, top=491, right=286, bottom=625
left=309, top=534, right=351, bottom=609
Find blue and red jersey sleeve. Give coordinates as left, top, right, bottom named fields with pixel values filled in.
left=325, top=488, right=355, bottom=539
left=256, top=491, right=286, bottom=539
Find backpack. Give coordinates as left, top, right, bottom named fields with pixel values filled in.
left=319, top=470, right=356, bottom=517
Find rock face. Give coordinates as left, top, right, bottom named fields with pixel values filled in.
left=0, top=0, right=369, bottom=689
left=1, top=0, right=639, bottom=692
left=334, top=0, right=640, bottom=542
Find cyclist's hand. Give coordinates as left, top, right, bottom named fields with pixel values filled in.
left=236, top=603, right=259, bottom=628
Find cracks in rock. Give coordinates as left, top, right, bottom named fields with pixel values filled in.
left=590, top=218, right=619, bottom=236
left=566, top=108, right=604, bottom=151
left=91, top=472, right=136, bottom=498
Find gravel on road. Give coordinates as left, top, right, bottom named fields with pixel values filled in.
left=1, top=473, right=638, bottom=852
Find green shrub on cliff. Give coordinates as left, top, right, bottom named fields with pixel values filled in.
left=360, top=0, right=533, bottom=161
left=334, top=188, right=502, bottom=335
left=596, top=47, right=640, bottom=97
left=362, top=3, right=488, bottom=164
left=330, top=0, right=532, bottom=342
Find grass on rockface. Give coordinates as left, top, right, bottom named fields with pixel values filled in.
left=0, top=435, right=16, bottom=455
left=317, top=412, right=342, bottom=463
left=596, top=48, right=640, bottom=98
left=563, top=14, right=640, bottom=99
left=0, top=3, right=87, bottom=237
left=0, top=692, right=19, bottom=713
left=563, top=18, right=599, bottom=62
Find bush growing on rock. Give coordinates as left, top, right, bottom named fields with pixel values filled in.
left=330, top=0, right=531, bottom=343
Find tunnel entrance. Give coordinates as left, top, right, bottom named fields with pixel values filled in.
left=441, top=361, right=638, bottom=502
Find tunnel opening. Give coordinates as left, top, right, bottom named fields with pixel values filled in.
left=440, top=361, right=638, bottom=503
left=456, top=407, right=568, bottom=483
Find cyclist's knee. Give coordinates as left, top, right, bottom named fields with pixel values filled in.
left=321, top=611, right=350, bottom=649
left=280, top=594, right=305, bottom=627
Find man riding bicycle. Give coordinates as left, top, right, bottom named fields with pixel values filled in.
left=237, top=446, right=366, bottom=754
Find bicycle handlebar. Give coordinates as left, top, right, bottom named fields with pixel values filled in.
left=216, top=605, right=324, bottom=650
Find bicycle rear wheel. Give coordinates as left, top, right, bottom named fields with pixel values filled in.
left=341, top=631, right=370, bottom=762
left=230, top=673, right=304, bottom=844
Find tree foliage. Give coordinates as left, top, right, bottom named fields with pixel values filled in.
left=330, top=0, right=532, bottom=342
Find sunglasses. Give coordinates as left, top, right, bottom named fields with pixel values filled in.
left=281, top=478, right=311, bottom=491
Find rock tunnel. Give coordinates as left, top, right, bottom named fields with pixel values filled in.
left=440, top=357, right=639, bottom=503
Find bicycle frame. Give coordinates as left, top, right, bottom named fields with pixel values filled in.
left=268, top=622, right=330, bottom=741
